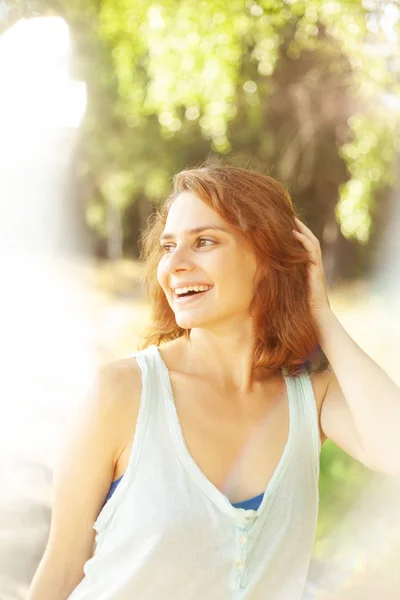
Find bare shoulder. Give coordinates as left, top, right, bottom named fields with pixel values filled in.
left=308, top=368, right=332, bottom=446
left=98, top=354, right=142, bottom=395
left=95, top=354, right=143, bottom=462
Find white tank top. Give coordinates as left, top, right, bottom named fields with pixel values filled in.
left=67, top=344, right=321, bottom=600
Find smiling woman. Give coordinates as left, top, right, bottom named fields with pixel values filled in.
left=139, top=164, right=327, bottom=377
left=30, top=164, right=332, bottom=600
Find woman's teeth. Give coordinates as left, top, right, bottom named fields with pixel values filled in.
left=175, top=285, right=213, bottom=296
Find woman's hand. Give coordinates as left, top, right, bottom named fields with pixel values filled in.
left=292, top=216, right=331, bottom=317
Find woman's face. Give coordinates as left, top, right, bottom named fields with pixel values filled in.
left=157, top=191, right=259, bottom=331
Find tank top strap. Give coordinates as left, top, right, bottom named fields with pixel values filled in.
left=283, top=368, right=321, bottom=476
left=118, top=345, right=162, bottom=470
left=127, top=343, right=169, bottom=423
left=93, top=345, right=157, bottom=535
left=125, top=343, right=162, bottom=427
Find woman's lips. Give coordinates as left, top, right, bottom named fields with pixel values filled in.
left=173, top=287, right=213, bottom=304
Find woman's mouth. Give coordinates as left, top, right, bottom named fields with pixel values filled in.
left=173, top=286, right=213, bottom=304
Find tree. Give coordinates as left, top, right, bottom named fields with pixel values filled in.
left=1, top=0, right=399, bottom=273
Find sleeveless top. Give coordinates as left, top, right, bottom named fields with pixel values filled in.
left=67, top=344, right=321, bottom=600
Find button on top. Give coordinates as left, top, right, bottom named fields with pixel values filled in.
left=239, top=535, right=247, bottom=544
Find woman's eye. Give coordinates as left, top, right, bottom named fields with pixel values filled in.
left=160, top=238, right=215, bottom=253
left=197, top=238, right=215, bottom=247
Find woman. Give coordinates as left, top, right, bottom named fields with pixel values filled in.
left=28, top=165, right=400, bottom=599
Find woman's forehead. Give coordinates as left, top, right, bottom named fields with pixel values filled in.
left=165, top=192, right=227, bottom=229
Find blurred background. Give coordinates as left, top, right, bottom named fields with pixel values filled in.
left=0, top=0, right=399, bottom=598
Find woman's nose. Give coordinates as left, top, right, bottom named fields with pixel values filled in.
left=165, top=245, right=194, bottom=272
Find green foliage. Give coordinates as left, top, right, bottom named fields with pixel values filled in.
left=98, top=2, right=399, bottom=248
left=337, top=111, right=398, bottom=242
left=7, top=0, right=397, bottom=253
left=316, top=439, right=373, bottom=558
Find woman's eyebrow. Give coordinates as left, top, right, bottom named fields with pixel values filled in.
left=159, top=225, right=229, bottom=242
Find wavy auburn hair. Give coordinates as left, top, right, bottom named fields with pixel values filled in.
left=138, top=164, right=329, bottom=378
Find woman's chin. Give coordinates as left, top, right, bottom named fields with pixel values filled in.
left=175, top=313, right=207, bottom=330
left=175, top=317, right=200, bottom=329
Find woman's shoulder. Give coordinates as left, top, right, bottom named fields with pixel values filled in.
left=99, top=353, right=143, bottom=390
left=94, top=355, right=145, bottom=467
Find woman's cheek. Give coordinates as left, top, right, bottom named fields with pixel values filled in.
left=156, top=263, right=166, bottom=289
